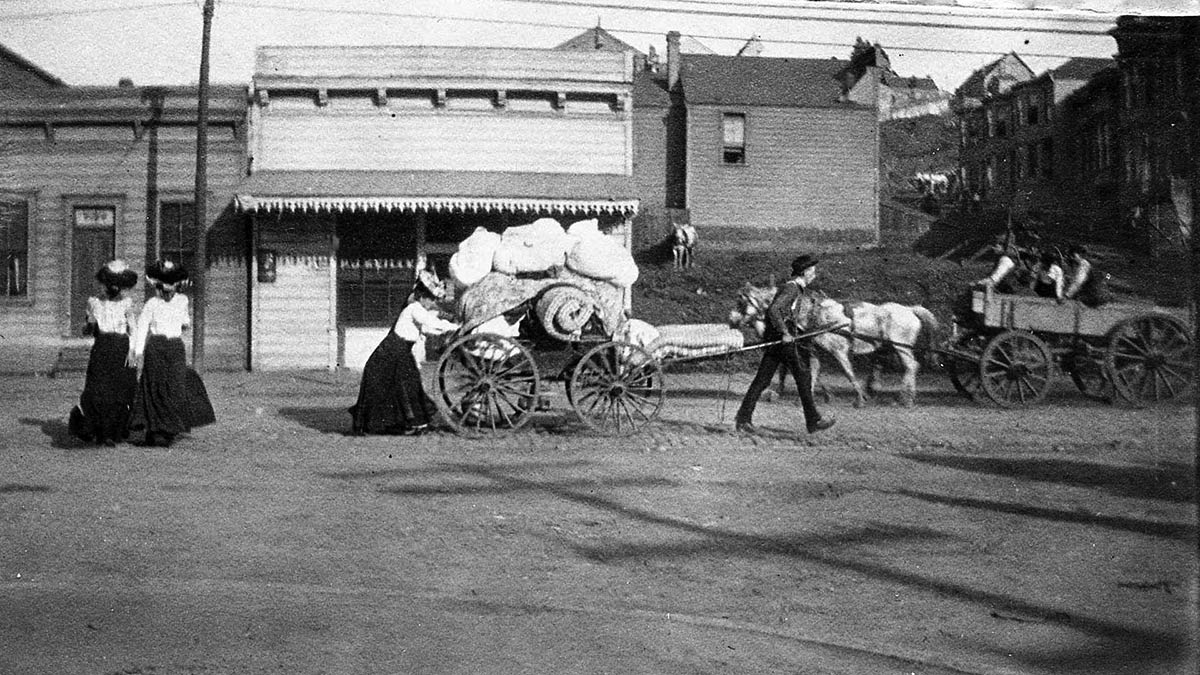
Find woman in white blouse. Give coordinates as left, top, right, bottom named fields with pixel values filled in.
left=68, top=260, right=140, bottom=446
left=350, top=270, right=459, bottom=435
left=127, top=261, right=215, bottom=447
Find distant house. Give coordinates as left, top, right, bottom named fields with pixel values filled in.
left=0, top=44, right=249, bottom=374
left=236, top=46, right=638, bottom=369
left=840, top=40, right=952, bottom=121
left=666, top=33, right=879, bottom=246
left=956, top=55, right=1114, bottom=217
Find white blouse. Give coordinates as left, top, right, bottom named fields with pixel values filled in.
left=87, top=296, right=135, bottom=335
left=133, top=294, right=191, bottom=355
left=393, top=301, right=458, bottom=342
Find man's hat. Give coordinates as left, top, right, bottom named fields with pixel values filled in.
left=791, top=253, right=819, bottom=276
left=145, top=260, right=189, bottom=287
left=95, top=259, right=139, bottom=289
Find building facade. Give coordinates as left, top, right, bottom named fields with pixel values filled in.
left=1, top=54, right=249, bottom=373
left=236, top=46, right=638, bottom=369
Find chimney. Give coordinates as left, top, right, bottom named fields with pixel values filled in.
left=667, top=31, right=681, bottom=91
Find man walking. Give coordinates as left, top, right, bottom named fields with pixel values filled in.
left=735, top=254, right=835, bottom=435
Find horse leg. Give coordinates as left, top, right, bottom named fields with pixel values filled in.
left=809, top=353, right=833, bottom=404
left=897, top=348, right=919, bottom=407
left=831, top=346, right=867, bottom=407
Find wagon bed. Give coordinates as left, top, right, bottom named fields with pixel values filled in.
left=947, top=287, right=1194, bottom=407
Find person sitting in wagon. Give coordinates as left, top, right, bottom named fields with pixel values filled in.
left=974, top=241, right=1032, bottom=294
left=1031, top=248, right=1066, bottom=301
left=1062, top=245, right=1112, bottom=308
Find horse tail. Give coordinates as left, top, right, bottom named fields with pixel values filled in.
left=909, top=305, right=941, bottom=368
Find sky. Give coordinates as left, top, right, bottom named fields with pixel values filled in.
left=0, top=0, right=1195, bottom=92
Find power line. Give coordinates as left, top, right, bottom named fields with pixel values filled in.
left=494, top=0, right=1116, bottom=25
left=0, top=1, right=193, bottom=20
left=213, top=0, right=1110, bottom=60
left=487, top=0, right=1115, bottom=35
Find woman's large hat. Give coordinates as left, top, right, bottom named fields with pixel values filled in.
left=145, top=260, right=189, bottom=287
left=791, top=253, right=819, bottom=276
left=95, top=259, right=139, bottom=289
left=415, top=269, right=446, bottom=300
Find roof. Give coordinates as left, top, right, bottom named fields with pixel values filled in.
left=0, top=85, right=248, bottom=123
left=632, top=70, right=671, bottom=108
left=882, top=72, right=941, bottom=91
left=236, top=170, right=639, bottom=215
left=554, top=27, right=643, bottom=56
left=955, top=53, right=1034, bottom=100
left=680, top=54, right=852, bottom=108
left=0, top=43, right=65, bottom=88
left=1050, top=57, right=1116, bottom=81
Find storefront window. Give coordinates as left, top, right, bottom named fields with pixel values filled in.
left=1, top=196, right=29, bottom=298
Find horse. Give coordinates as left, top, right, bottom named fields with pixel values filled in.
left=672, top=223, right=697, bottom=270
left=728, top=282, right=940, bottom=407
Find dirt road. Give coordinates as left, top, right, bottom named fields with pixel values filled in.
left=1, top=370, right=1195, bottom=674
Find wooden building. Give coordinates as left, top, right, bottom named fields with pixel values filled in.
left=666, top=33, right=880, bottom=246
left=1, top=46, right=249, bottom=373
left=237, top=46, right=638, bottom=370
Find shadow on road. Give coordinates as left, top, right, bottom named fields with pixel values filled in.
left=892, top=488, right=1197, bottom=540
left=899, top=453, right=1196, bottom=502
left=343, top=460, right=1189, bottom=674
left=18, top=416, right=81, bottom=450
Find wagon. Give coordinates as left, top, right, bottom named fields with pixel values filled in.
left=428, top=290, right=805, bottom=436
left=943, top=287, right=1194, bottom=406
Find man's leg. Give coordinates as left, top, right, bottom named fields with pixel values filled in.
left=736, top=348, right=783, bottom=425
left=782, top=343, right=822, bottom=426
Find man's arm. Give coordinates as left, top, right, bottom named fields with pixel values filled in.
left=767, top=282, right=801, bottom=337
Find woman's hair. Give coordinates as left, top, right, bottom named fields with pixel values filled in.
left=411, top=284, right=438, bottom=302
left=104, top=284, right=122, bottom=299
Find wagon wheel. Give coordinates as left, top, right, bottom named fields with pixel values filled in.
left=567, top=341, right=664, bottom=435
left=945, top=332, right=986, bottom=402
left=1104, top=314, right=1194, bottom=407
left=433, top=333, right=540, bottom=435
left=1065, top=344, right=1113, bottom=402
left=979, top=330, right=1053, bottom=407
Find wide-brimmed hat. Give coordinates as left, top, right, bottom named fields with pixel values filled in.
left=145, top=260, right=189, bottom=287
left=95, top=259, right=139, bottom=289
left=790, top=253, right=819, bottom=276
left=415, top=269, right=446, bottom=300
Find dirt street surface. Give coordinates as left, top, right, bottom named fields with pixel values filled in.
left=2, top=370, right=1196, bottom=675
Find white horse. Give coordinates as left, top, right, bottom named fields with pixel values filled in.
left=672, top=223, right=697, bottom=270
left=728, top=282, right=940, bottom=407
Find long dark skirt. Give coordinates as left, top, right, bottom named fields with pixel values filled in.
left=349, top=332, right=436, bottom=434
left=69, top=332, right=138, bottom=444
left=129, top=335, right=216, bottom=440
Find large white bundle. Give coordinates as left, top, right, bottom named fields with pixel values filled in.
left=492, top=217, right=573, bottom=275
left=565, top=232, right=639, bottom=287
left=566, top=218, right=600, bottom=239
left=449, top=227, right=502, bottom=287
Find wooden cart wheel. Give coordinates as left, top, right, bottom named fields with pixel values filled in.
left=567, top=341, right=664, bottom=435
left=433, top=333, right=539, bottom=435
left=1065, top=345, right=1113, bottom=402
left=979, top=330, right=1053, bottom=407
left=946, top=333, right=986, bottom=402
left=1104, top=314, right=1194, bottom=406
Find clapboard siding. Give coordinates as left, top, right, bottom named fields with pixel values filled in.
left=0, top=112, right=248, bottom=371
left=685, top=106, right=878, bottom=236
left=256, top=111, right=629, bottom=174
left=256, top=46, right=630, bottom=89
left=251, top=259, right=334, bottom=370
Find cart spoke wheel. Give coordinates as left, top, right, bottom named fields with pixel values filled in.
left=433, top=333, right=539, bottom=436
left=1105, top=314, right=1194, bottom=407
left=979, top=330, right=1052, bottom=407
left=946, top=333, right=987, bottom=402
left=568, top=342, right=663, bottom=435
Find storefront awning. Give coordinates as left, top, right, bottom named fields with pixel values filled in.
left=235, top=170, right=639, bottom=215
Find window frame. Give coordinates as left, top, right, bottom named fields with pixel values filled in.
left=719, top=111, right=748, bottom=166
left=0, top=190, right=36, bottom=304
left=156, top=196, right=198, bottom=278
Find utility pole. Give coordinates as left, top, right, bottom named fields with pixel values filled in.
left=192, top=0, right=214, bottom=372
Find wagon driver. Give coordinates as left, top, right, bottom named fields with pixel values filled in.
left=734, top=254, right=835, bottom=435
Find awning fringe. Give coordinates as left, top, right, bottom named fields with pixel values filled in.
left=235, top=195, right=639, bottom=215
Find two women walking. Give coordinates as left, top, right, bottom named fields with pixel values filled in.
left=69, top=260, right=215, bottom=447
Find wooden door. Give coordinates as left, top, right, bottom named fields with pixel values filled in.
left=70, top=208, right=116, bottom=335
